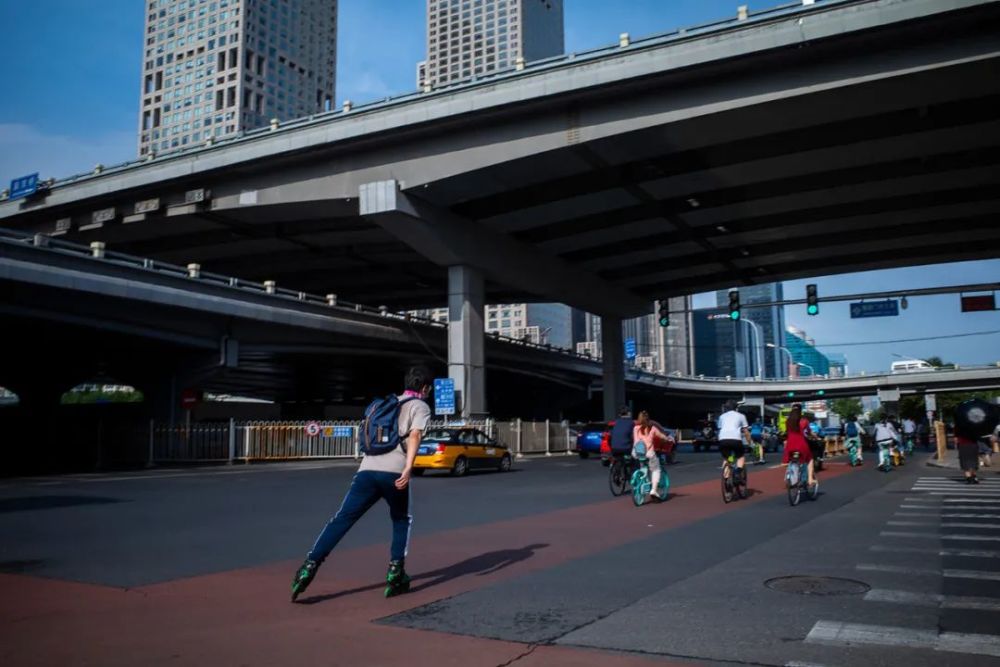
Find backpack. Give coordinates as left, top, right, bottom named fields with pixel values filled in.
left=361, top=395, right=417, bottom=456
left=750, top=423, right=763, bottom=438
left=846, top=422, right=859, bottom=438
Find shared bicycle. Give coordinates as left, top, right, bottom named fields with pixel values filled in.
left=785, top=451, right=819, bottom=506
left=608, top=453, right=638, bottom=496
left=630, top=444, right=669, bottom=506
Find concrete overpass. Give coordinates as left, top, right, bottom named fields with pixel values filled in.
left=2, top=0, right=999, bottom=416
left=3, top=228, right=997, bottom=416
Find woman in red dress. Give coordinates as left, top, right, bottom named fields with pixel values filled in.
left=782, top=406, right=815, bottom=486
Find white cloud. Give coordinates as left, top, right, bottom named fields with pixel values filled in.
left=0, top=123, right=136, bottom=186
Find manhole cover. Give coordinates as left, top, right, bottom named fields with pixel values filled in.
left=765, top=575, right=870, bottom=596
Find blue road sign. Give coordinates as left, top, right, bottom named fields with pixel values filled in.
left=332, top=426, right=353, bottom=438
left=433, top=377, right=455, bottom=416
left=850, top=300, right=899, bottom=318
left=9, top=173, right=39, bottom=200
left=624, top=338, right=637, bottom=360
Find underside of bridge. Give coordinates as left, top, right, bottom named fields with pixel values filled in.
left=2, top=0, right=999, bottom=426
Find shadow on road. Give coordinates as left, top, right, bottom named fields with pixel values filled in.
left=300, top=543, right=549, bottom=604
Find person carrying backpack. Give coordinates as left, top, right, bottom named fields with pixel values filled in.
left=291, top=365, right=432, bottom=602
left=844, top=415, right=864, bottom=466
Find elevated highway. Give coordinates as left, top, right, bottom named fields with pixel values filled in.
left=3, top=0, right=998, bottom=417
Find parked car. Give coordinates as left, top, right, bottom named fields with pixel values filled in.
left=413, top=427, right=512, bottom=476
left=575, top=422, right=611, bottom=460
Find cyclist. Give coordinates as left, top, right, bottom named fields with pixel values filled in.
left=632, top=411, right=663, bottom=501
left=902, top=417, right=917, bottom=454
left=609, top=405, right=634, bottom=462
left=717, top=399, right=749, bottom=482
left=844, top=414, right=864, bottom=465
left=803, top=413, right=825, bottom=467
left=749, top=418, right=766, bottom=464
left=874, top=415, right=900, bottom=471
left=782, top=406, right=815, bottom=486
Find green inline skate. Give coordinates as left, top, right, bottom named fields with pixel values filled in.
left=384, top=559, right=411, bottom=598
left=291, top=559, right=318, bottom=602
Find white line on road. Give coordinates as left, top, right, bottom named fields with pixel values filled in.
left=943, top=499, right=1000, bottom=505
left=871, top=544, right=1000, bottom=558
left=857, top=563, right=1000, bottom=581
left=880, top=531, right=1000, bottom=541
left=806, top=621, right=1000, bottom=657
left=864, top=589, right=1000, bottom=612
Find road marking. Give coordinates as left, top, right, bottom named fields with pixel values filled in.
left=858, top=564, right=1000, bottom=581
left=880, top=531, right=1000, bottom=541
left=894, top=512, right=938, bottom=517
left=864, top=589, right=1000, bottom=612
left=889, top=519, right=1000, bottom=529
left=943, top=499, right=1000, bottom=505
left=806, top=621, right=1000, bottom=657
left=886, top=520, right=935, bottom=526
left=871, top=544, right=1000, bottom=558
left=941, top=513, right=1000, bottom=519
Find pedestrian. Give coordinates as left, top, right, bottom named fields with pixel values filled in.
left=954, top=398, right=999, bottom=484
left=291, top=365, right=432, bottom=601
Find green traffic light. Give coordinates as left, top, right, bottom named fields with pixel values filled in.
left=807, top=304, right=819, bottom=315
left=730, top=311, right=740, bottom=321
left=659, top=317, right=669, bottom=327
left=817, top=390, right=825, bottom=396
left=787, top=392, right=795, bottom=397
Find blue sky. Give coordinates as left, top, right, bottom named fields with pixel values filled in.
left=1, top=0, right=998, bottom=373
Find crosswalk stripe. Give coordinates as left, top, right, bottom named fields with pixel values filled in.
left=880, top=531, right=1000, bottom=541
left=924, top=492, right=1000, bottom=497
left=870, top=544, right=1000, bottom=558
left=888, top=520, right=1000, bottom=529
left=864, top=589, right=1000, bottom=612
left=806, top=621, right=1000, bottom=657
left=943, top=499, right=1000, bottom=504
left=857, top=564, right=1000, bottom=581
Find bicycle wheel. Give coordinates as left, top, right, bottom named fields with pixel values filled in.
left=632, top=471, right=647, bottom=506
left=789, top=483, right=802, bottom=506
left=608, top=459, right=627, bottom=496
left=721, top=463, right=735, bottom=504
left=808, top=478, right=820, bottom=500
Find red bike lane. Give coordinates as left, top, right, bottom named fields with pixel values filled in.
left=0, top=463, right=857, bottom=666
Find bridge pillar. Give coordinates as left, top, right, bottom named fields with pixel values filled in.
left=448, top=265, right=486, bottom=418
left=602, top=316, right=626, bottom=420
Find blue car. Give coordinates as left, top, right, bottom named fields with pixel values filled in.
left=575, top=422, right=611, bottom=460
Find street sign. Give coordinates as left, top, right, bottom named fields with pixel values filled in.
left=925, top=393, right=937, bottom=413
left=332, top=426, right=353, bottom=438
left=961, top=294, right=996, bottom=312
left=850, top=300, right=899, bottom=319
left=304, top=421, right=321, bottom=437
left=180, top=388, right=201, bottom=410
left=433, top=378, right=455, bottom=416
left=624, top=338, right=637, bottom=360
left=9, top=173, right=39, bottom=200
left=878, top=388, right=901, bottom=402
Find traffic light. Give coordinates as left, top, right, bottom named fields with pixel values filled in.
left=658, top=302, right=670, bottom=327
left=817, top=390, right=825, bottom=396
left=806, top=284, right=819, bottom=316
left=728, top=290, right=740, bottom=321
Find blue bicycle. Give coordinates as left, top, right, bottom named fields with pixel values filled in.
left=631, top=444, right=669, bottom=506
left=786, top=451, right=819, bottom=506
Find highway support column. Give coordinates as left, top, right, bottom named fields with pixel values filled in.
left=448, top=265, right=486, bottom=418
left=602, top=316, right=626, bottom=420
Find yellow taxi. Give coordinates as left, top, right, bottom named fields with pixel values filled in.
left=412, top=427, right=513, bottom=476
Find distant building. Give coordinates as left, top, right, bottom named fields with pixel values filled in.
left=692, top=309, right=739, bottom=378
left=827, top=352, right=848, bottom=377
left=785, top=325, right=831, bottom=377
left=409, top=302, right=573, bottom=348
left=138, top=0, right=338, bottom=157
left=423, top=0, right=564, bottom=89
left=714, top=284, right=786, bottom=379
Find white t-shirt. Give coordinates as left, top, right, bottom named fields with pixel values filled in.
left=874, top=422, right=898, bottom=443
left=903, top=419, right=916, bottom=434
left=717, top=410, right=749, bottom=441
left=358, top=396, right=431, bottom=474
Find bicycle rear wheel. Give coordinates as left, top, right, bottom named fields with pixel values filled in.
left=789, top=484, right=802, bottom=506
left=737, top=467, right=750, bottom=499
left=808, top=479, right=820, bottom=500
left=721, top=464, right=735, bottom=503
left=609, top=459, right=627, bottom=496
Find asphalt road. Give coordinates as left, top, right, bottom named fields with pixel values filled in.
left=1, top=449, right=998, bottom=666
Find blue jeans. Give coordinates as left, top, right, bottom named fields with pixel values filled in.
left=307, top=470, right=412, bottom=563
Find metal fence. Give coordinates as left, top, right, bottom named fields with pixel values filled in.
left=146, top=418, right=575, bottom=465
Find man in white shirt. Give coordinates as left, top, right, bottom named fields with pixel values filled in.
left=717, top=399, right=750, bottom=477
left=874, top=416, right=900, bottom=471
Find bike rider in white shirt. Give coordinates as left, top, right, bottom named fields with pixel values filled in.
left=717, top=400, right=750, bottom=480
left=874, top=415, right=900, bottom=471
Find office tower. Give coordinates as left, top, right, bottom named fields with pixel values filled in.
left=138, top=0, right=337, bottom=157
left=785, top=325, right=832, bottom=377
left=714, top=284, right=786, bottom=379
left=422, top=0, right=564, bottom=89
left=693, top=309, right=739, bottom=378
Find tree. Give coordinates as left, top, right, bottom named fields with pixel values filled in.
left=829, top=397, right=863, bottom=420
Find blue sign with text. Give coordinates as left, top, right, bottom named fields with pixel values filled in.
left=9, top=173, right=39, bottom=200
left=624, top=338, right=637, bottom=360
left=433, top=377, right=455, bottom=416
left=332, top=426, right=353, bottom=438
left=850, top=300, right=899, bottom=319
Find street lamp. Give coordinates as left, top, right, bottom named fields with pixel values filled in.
left=797, top=362, right=815, bottom=377
left=766, top=343, right=793, bottom=379
left=742, top=319, right=763, bottom=381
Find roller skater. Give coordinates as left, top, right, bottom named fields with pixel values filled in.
left=384, top=559, right=411, bottom=597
